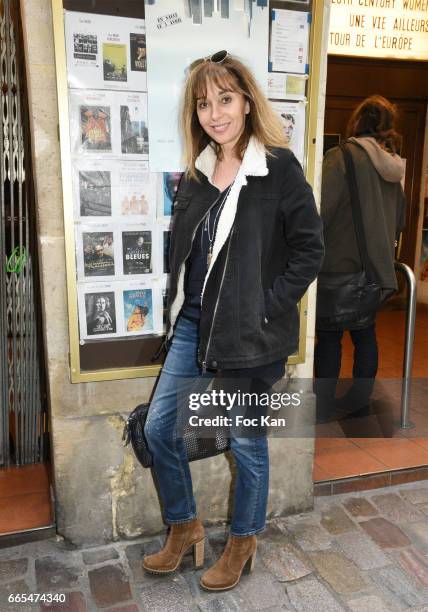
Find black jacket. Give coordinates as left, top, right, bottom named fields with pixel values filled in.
left=167, top=138, right=324, bottom=370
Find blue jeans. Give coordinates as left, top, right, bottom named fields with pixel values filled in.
left=144, top=316, right=270, bottom=536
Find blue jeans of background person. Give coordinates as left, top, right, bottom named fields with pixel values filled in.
left=144, top=316, right=270, bottom=536
left=314, top=324, right=378, bottom=418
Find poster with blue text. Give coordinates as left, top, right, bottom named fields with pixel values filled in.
left=145, top=0, right=269, bottom=172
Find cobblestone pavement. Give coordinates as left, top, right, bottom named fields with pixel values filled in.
left=1, top=481, right=428, bottom=611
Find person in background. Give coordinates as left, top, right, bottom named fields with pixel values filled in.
left=315, top=95, right=406, bottom=420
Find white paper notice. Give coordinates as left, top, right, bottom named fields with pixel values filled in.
left=267, top=72, right=307, bottom=100
left=270, top=9, right=309, bottom=75
left=270, top=100, right=306, bottom=167
left=65, top=11, right=147, bottom=91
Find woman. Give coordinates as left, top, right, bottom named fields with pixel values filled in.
left=315, top=95, right=406, bottom=420
left=143, top=51, right=324, bottom=590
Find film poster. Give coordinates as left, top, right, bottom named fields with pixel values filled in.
left=122, top=229, right=153, bottom=275
left=65, top=12, right=147, bottom=91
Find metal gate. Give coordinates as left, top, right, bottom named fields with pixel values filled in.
left=0, top=0, right=47, bottom=466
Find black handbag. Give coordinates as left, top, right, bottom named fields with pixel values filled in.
left=316, top=143, right=383, bottom=330
left=122, top=403, right=231, bottom=468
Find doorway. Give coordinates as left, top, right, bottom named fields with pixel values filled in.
left=314, top=55, right=428, bottom=492
left=0, top=0, right=53, bottom=539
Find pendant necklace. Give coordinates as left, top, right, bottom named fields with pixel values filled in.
left=204, top=182, right=233, bottom=268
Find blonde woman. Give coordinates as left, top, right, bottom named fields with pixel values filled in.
left=143, top=51, right=324, bottom=590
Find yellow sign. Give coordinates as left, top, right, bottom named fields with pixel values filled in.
left=328, top=0, right=428, bottom=60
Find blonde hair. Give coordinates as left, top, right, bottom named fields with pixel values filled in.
left=181, top=54, right=287, bottom=179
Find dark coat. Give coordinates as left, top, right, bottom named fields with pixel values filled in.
left=167, top=138, right=324, bottom=370
left=320, top=138, right=406, bottom=290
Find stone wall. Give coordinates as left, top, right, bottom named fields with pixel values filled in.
left=20, top=0, right=330, bottom=546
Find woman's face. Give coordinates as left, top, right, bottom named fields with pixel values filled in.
left=196, top=79, right=250, bottom=152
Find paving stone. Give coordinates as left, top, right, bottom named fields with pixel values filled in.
left=287, top=521, right=332, bottom=551
left=88, top=563, right=132, bottom=608
left=286, top=577, right=346, bottom=612
left=39, top=591, right=86, bottom=611
left=360, top=518, right=411, bottom=548
left=109, top=605, right=140, bottom=612
left=370, top=493, right=423, bottom=523
left=334, top=530, right=390, bottom=570
left=139, top=576, right=196, bottom=612
left=182, top=567, right=224, bottom=602
left=343, top=497, right=378, bottom=517
left=320, top=505, right=357, bottom=535
left=309, top=550, right=366, bottom=594
left=258, top=539, right=313, bottom=581
left=124, top=540, right=162, bottom=583
left=0, top=580, right=31, bottom=612
left=400, top=487, right=428, bottom=505
left=0, top=559, right=28, bottom=582
left=396, top=549, right=428, bottom=586
left=35, top=556, right=81, bottom=591
left=197, top=595, right=244, bottom=612
left=82, top=547, right=119, bottom=565
left=236, top=567, right=287, bottom=609
left=370, top=566, right=427, bottom=608
left=346, top=594, right=395, bottom=612
left=403, top=521, right=428, bottom=554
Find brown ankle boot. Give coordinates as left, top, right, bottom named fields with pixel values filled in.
left=143, top=518, right=205, bottom=574
left=200, top=535, right=257, bottom=591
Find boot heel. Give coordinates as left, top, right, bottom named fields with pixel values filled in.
left=246, top=549, right=257, bottom=573
left=193, top=538, right=205, bottom=568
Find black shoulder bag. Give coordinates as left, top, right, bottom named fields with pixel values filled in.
left=316, top=143, right=383, bottom=330
left=122, top=402, right=231, bottom=468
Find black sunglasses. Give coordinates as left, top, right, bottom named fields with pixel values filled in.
left=190, top=50, right=230, bottom=71
left=205, top=50, right=229, bottom=63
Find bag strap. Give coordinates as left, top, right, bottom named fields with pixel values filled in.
left=340, top=142, right=377, bottom=282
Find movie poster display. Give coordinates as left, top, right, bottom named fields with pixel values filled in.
left=56, top=1, right=319, bottom=376
left=76, top=228, right=117, bottom=279
left=118, top=162, right=157, bottom=220
left=73, top=160, right=157, bottom=221
left=64, top=12, right=147, bottom=91
left=69, top=90, right=149, bottom=160
left=157, top=172, right=182, bottom=218
left=145, top=1, right=269, bottom=171
left=78, top=283, right=118, bottom=339
left=122, top=229, right=153, bottom=275
left=77, top=280, right=163, bottom=340
left=118, top=278, right=163, bottom=336
left=270, top=100, right=306, bottom=166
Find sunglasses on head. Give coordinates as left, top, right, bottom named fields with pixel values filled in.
left=190, top=50, right=230, bottom=71
left=205, top=50, right=229, bottom=63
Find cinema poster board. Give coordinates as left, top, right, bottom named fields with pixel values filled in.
left=52, top=0, right=325, bottom=382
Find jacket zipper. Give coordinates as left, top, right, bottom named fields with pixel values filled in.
left=168, top=194, right=223, bottom=337
left=201, top=226, right=235, bottom=372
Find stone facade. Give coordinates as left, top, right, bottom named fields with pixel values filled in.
left=20, top=0, right=330, bottom=546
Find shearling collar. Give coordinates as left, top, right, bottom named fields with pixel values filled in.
left=168, top=136, right=269, bottom=335
left=195, top=135, right=269, bottom=186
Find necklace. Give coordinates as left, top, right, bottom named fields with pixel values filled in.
left=203, top=183, right=233, bottom=268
